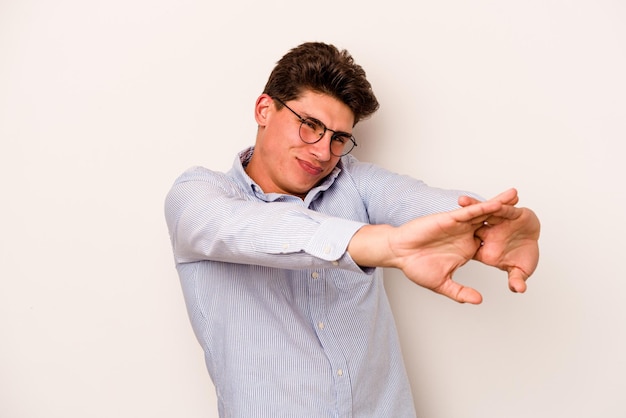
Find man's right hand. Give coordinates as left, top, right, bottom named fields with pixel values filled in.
left=347, top=193, right=519, bottom=304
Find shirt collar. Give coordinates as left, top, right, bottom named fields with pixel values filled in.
left=228, top=146, right=343, bottom=204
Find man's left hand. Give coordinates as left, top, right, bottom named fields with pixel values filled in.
left=459, top=189, right=541, bottom=293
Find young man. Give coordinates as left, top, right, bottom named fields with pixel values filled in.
left=165, top=42, right=540, bottom=417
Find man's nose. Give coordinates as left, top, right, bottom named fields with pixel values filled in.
left=309, top=131, right=333, bottom=161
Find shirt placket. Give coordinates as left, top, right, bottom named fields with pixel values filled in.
left=307, top=268, right=353, bottom=418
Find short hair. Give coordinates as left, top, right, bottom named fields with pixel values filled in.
left=263, top=42, right=379, bottom=125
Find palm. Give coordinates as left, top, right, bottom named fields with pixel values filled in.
left=474, top=207, right=540, bottom=292
left=389, top=206, right=494, bottom=304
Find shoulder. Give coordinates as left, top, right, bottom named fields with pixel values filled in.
left=174, top=166, right=226, bottom=182
left=168, top=166, right=248, bottom=199
left=338, top=154, right=376, bottom=176
left=172, top=166, right=242, bottom=189
left=338, top=154, right=402, bottom=183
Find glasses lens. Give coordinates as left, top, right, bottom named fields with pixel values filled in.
left=299, top=119, right=324, bottom=143
left=299, top=119, right=356, bottom=157
left=330, top=135, right=355, bottom=157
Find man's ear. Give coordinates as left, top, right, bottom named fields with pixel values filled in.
left=254, top=94, right=273, bottom=127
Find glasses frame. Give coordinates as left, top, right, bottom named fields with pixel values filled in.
left=273, top=97, right=357, bottom=157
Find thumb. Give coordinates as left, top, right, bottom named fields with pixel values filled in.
left=507, top=267, right=528, bottom=293
left=436, top=279, right=483, bottom=304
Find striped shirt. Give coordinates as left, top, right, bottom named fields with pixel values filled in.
left=164, top=147, right=477, bottom=417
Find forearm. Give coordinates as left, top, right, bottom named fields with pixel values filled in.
left=164, top=170, right=367, bottom=270
left=347, top=224, right=397, bottom=269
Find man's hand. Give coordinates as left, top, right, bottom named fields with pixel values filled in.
left=459, top=189, right=541, bottom=293
left=348, top=196, right=520, bottom=304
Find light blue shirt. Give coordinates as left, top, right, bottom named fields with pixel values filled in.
left=165, top=147, right=477, bottom=417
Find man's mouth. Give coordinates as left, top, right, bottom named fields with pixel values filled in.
left=297, top=158, right=324, bottom=176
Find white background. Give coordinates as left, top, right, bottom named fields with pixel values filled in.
left=1, top=1, right=624, bottom=417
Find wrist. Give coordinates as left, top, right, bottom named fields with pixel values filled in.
left=347, top=224, right=396, bottom=268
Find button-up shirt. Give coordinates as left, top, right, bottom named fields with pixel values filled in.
left=165, top=147, right=478, bottom=417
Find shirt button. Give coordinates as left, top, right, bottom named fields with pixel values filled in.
left=311, top=272, right=320, bottom=279
left=318, top=322, right=325, bottom=330
left=324, top=246, right=331, bottom=254
left=331, top=261, right=339, bottom=266
left=282, top=243, right=289, bottom=250
left=337, top=369, right=344, bottom=376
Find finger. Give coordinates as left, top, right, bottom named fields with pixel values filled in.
left=482, top=215, right=505, bottom=226
left=507, top=268, right=528, bottom=293
left=458, top=195, right=481, bottom=207
left=471, top=217, right=492, bottom=227
left=474, top=226, right=485, bottom=242
left=492, top=188, right=519, bottom=206
left=470, top=207, right=521, bottom=228
left=452, top=200, right=503, bottom=224
left=475, top=206, right=522, bottom=236
left=459, top=189, right=519, bottom=208
left=489, top=204, right=523, bottom=221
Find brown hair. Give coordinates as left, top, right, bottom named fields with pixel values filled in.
left=263, top=42, right=379, bottom=125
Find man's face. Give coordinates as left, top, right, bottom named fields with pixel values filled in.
left=247, top=90, right=355, bottom=198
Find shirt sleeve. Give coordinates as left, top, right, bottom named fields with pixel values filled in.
left=164, top=166, right=367, bottom=271
left=340, top=155, right=485, bottom=227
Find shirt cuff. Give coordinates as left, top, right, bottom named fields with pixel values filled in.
left=304, top=217, right=366, bottom=262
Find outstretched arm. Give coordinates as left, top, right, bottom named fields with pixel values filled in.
left=347, top=196, right=519, bottom=304
left=165, top=167, right=367, bottom=270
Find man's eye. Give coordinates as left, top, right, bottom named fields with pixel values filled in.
left=303, top=119, right=322, bottom=131
left=332, top=135, right=350, bottom=144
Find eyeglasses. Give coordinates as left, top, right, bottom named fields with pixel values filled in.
left=274, top=97, right=357, bottom=157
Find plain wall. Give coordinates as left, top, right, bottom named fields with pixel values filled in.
left=1, top=1, right=624, bottom=417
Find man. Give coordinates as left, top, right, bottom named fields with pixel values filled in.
left=164, top=42, right=540, bottom=417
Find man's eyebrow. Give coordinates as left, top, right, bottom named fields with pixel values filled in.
left=301, top=112, right=352, bottom=135
left=298, top=110, right=322, bottom=124
left=300, top=113, right=327, bottom=128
